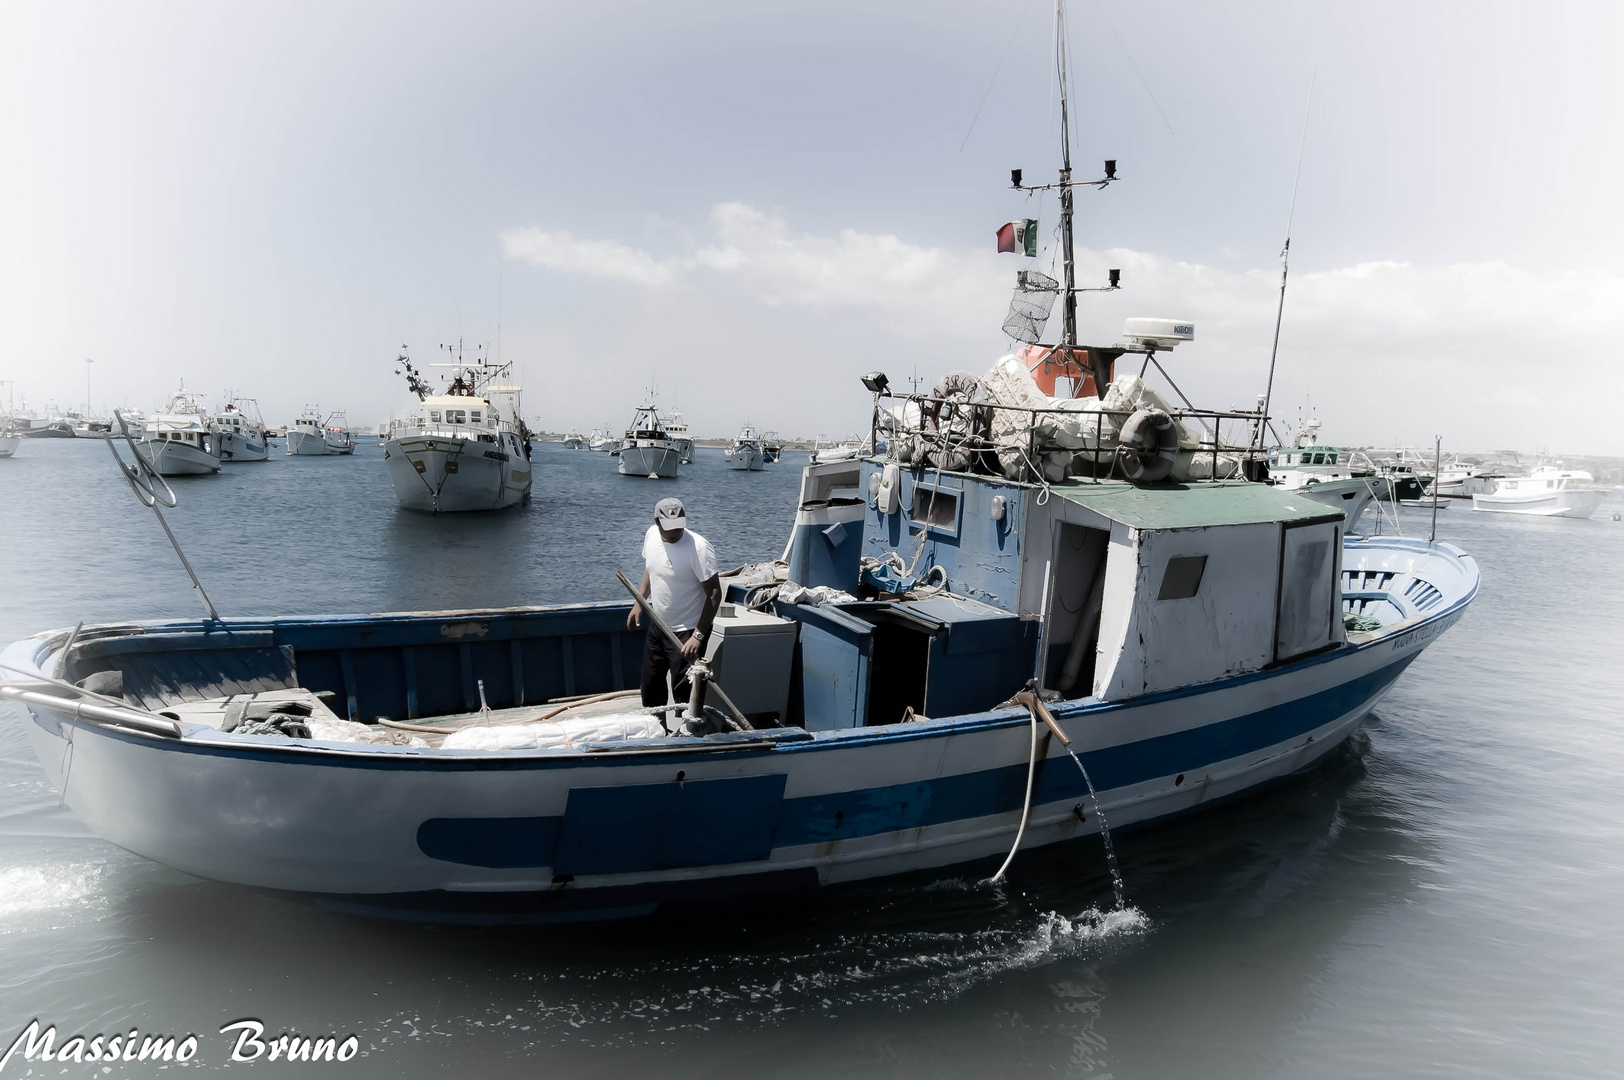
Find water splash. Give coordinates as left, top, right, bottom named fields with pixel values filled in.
left=1066, top=747, right=1126, bottom=909
left=0, top=862, right=105, bottom=929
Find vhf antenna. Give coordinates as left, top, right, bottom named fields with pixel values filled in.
left=1253, top=72, right=1316, bottom=452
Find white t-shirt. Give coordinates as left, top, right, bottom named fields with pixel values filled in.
left=642, top=526, right=718, bottom=631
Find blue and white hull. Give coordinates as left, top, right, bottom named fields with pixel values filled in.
left=0, top=535, right=1475, bottom=922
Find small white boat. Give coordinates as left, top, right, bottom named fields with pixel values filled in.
left=384, top=352, right=532, bottom=513
left=323, top=412, right=356, bottom=455
left=667, top=411, right=694, bottom=464
left=1432, top=461, right=1497, bottom=499
left=588, top=428, right=619, bottom=453
left=1471, top=467, right=1607, bottom=518
left=761, top=431, right=783, bottom=463
left=616, top=405, right=679, bottom=478
left=810, top=435, right=867, bottom=465
left=213, top=398, right=269, bottom=463
left=135, top=390, right=222, bottom=476
left=562, top=431, right=587, bottom=450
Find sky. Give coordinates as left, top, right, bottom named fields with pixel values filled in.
left=2, top=0, right=1621, bottom=454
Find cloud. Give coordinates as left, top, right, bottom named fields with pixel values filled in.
left=500, top=205, right=1624, bottom=453
left=500, top=227, right=682, bottom=287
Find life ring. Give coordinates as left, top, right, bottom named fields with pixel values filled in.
left=1116, top=407, right=1179, bottom=483
left=920, top=371, right=992, bottom=473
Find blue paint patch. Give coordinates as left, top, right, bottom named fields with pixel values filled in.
left=554, top=774, right=788, bottom=875
left=776, top=656, right=1414, bottom=846
left=417, top=816, right=562, bottom=868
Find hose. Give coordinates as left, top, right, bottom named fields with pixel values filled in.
left=987, top=705, right=1041, bottom=885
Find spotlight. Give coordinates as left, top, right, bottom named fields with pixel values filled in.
left=860, top=371, right=890, bottom=394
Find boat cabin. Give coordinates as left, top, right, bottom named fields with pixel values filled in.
left=767, top=461, right=1346, bottom=727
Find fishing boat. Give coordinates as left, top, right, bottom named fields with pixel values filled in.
left=1471, top=467, right=1607, bottom=518
left=286, top=408, right=329, bottom=455
left=726, top=424, right=765, bottom=471
left=0, top=2, right=1480, bottom=924
left=322, top=412, right=356, bottom=455
left=135, top=390, right=222, bottom=476
left=382, top=347, right=533, bottom=513
left=616, top=403, right=679, bottom=479
left=1266, top=421, right=1386, bottom=534
left=761, top=431, right=783, bottom=463
left=213, top=398, right=270, bottom=463
left=667, top=411, right=695, bottom=464
left=0, top=386, right=19, bottom=459
left=588, top=428, right=619, bottom=453
left=1432, top=460, right=1497, bottom=499
left=811, top=435, right=866, bottom=465
left=562, top=431, right=587, bottom=450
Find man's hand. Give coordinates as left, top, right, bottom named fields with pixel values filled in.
left=627, top=605, right=642, bottom=630
left=681, top=631, right=703, bottom=660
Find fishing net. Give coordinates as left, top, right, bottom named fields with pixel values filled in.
left=1002, top=270, right=1059, bottom=344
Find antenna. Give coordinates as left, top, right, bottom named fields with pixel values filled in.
left=1007, top=1, right=1120, bottom=350
left=1253, top=72, right=1316, bottom=452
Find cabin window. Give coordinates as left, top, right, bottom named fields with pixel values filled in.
left=447, top=409, right=466, bottom=424
left=909, top=484, right=960, bottom=535
left=470, top=410, right=481, bottom=423
left=429, top=410, right=441, bottom=423
left=1328, top=453, right=1338, bottom=464
left=1311, top=452, right=1325, bottom=464
left=1547, top=480, right=1555, bottom=489
left=1157, top=555, right=1208, bottom=600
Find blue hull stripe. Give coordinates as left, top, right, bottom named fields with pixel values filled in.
left=412, top=657, right=1413, bottom=869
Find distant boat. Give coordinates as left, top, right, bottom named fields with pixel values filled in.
left=1432, top=460, right=1498, bottom=499
left=810, top=435, right=866, bottom=465
left=136, top=389, right=222, bottom=476
left=725, top=424, right=765, bottom=471
left=287, top=408, right=354, bottom=456
left=588, top=427, right=619, bottom=453
left=761, top=430, right=783, bottom=463
left=1472, top=467, right=1607, bottom=519
left=562, top=431, right=587, bottom=450
left=19, top=420, right=76, bottom=439
left=213, top=397, right=269, bottom=463
left=666, top=411, right=694, bottom=464
left=616, top=404, right=679, bottom=479
left=1266, top=425, right=1386, bottom=535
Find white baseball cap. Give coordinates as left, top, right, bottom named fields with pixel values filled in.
left=654, top=497, right=687, bottom=528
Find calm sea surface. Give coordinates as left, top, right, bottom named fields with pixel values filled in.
left=1, top=438, right=1621, bottom=1078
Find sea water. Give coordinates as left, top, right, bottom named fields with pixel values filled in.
left=1, top=438, right=1622, bottom=1077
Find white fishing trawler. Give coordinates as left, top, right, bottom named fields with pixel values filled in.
left=617, top=403, right=680, bottom=479
left=667, top=410, right=695, bottom=464
left=0, top=2, right=1480, bottom=925
left=562, top=431, right=587, bottom=450
left=213, top=397, right=269, bottom=463
left=1433, top=460, right=1497, bottom=499
left=1266, top=421, right=1386, bottom=534
left=136, top=389, right=222, bottom=476
left=383, top=346, right=533, bottom=513
left=588, top=428, right=619, bottom=453
left=726, top=424, right=765, bottom=471
left=1471, top=467, right=1607, bottom=518
left=761, top=431, right=783, bottom=463
left=286, top=407, right=351, bottom=456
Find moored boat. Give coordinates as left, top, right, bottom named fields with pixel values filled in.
left=383, top=348, right=532, bottom=513
left=213, top=397, right=270, bottom=463
left=135, top=390, right=222, bottom=476
left=1266, top=421, right=1386, bottom=534
left=617, top=404, right=679, bottom=479
left=725, top=424, right=765, bottom=471
left=286, top=409, right=330, bottom=455
left=1471, top=467, right=1607, bottom=518
left=667, top=411, right=694, bottom=464
left=761, top=431, right=783, bottom=463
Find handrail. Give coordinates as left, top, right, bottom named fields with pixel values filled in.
left=0, top=684, right=183, bottom=739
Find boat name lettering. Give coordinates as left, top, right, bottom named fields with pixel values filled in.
left=439, top=620, right=490, bottom=640
left=482, top=449, right=509, bottom=462
left=1388, top=611, right=1459, bottom=652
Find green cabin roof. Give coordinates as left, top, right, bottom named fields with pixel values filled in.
left=1049, top=479, right=1343, bottom=531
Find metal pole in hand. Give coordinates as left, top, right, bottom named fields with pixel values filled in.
left=105, top=410, right=221, bottom=622
left=614, top=569, right=753, bottom=731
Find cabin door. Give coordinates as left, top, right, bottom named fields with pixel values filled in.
left=1043, top=522, right=1111, bottom=696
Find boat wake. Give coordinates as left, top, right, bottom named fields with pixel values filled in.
left=0, top=861, right=107, bottom=931
left=451, top=902, right=1153, bottom=1049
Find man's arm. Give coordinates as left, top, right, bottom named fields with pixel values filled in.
left=627, top=569, right=651, bottom=630
left=682, top=574, right=723, bottom=659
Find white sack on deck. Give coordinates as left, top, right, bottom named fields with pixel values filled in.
left=305, top=715, right=430, bottom=748
left=442, top=712, right=667, bottom=751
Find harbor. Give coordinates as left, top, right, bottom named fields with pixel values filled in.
left=3, top=0, right=1623, bottom=1076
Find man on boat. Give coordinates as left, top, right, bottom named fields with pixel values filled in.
left=628, top=497, right=721, bottom=708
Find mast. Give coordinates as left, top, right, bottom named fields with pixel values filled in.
left=1056, top=0, right=1077, bottom=347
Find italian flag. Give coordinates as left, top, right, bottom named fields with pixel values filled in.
left=997, top=219, right=1038, bottom=257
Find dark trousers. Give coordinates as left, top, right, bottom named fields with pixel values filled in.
left=640, top=629, right=692, bottom=708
